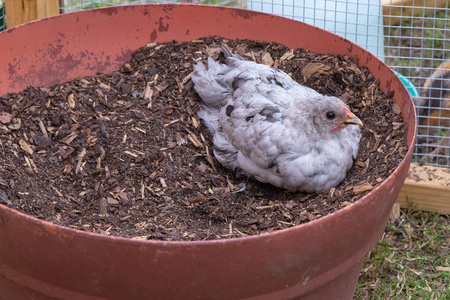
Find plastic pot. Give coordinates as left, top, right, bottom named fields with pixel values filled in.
left=0, top=4, right=416, bottom=300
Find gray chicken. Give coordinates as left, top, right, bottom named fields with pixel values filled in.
left=192, top=46, right=363, bottom=193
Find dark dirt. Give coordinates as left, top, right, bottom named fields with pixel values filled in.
left=0, top=36, right=408, bottom=241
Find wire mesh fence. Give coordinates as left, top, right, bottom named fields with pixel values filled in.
left=2, top=0, right=449, bottom=167
left=383, top=1, right=450, bottom=168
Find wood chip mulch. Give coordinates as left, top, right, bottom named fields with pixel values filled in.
left=0, top=36, right=408, bottom=241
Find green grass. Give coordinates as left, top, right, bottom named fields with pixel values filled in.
left=355, top=209, right=450, bottom=299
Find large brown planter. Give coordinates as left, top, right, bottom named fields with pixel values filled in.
left=0, top=4, right=416, bottom=300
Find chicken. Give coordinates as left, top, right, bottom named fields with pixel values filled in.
left=418, top=61, right=450, bottom=164
left=191, top=46, right=363, bottom=193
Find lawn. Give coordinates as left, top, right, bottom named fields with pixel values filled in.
left=355, top=208, right=449, bottom=299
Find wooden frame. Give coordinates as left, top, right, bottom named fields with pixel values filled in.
left=396, top=164, right=450, bottom=214
left=5, top=0, right=59, bottom=28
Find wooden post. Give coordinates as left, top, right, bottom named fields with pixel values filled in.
left=396, top=164, right=450, bottom=214
left=5, top=0, right=60, bottom=28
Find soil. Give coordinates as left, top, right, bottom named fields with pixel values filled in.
left=0, top=36, right=408, bottom=241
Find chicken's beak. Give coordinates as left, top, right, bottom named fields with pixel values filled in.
left=343, top=114, right=363, bottom=127
left=331, top=105, right=363, bottom=131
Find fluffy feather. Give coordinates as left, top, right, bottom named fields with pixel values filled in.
left=192, top=46, right=362, bottom=193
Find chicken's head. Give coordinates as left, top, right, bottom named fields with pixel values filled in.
left=310, top=96, right=363, bottom=132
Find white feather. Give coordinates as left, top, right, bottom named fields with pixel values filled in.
left=192, top=47, right=362, bottom=193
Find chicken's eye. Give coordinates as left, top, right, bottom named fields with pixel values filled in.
left=326, top=112, right=336, bottom=120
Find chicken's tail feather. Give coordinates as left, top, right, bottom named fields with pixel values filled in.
left=192, top=59, right=231, bottom=109
left=221, top=44, right=244, bottom=61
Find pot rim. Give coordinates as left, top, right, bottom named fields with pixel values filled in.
left=0, top=3, right=417, bottom=246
